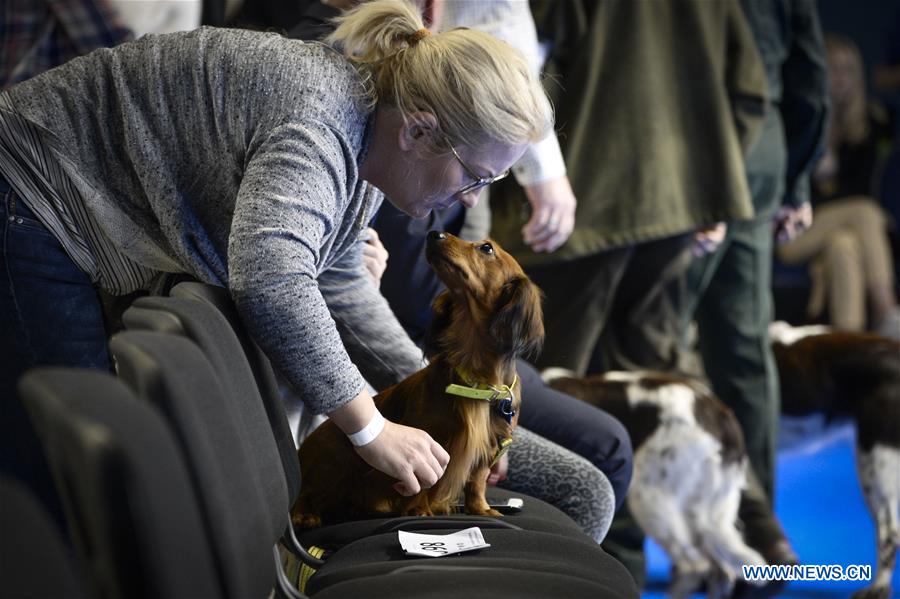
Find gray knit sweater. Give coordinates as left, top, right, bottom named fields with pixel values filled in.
left=8, top=28, right=424, bottom=412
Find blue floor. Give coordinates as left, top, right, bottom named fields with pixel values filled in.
left=642, top=418, right=898, bottom=598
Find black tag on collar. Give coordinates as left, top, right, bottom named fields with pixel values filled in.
left=496, top=397, right=515, bottom=424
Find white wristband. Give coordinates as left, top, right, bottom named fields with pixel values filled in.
left=347, top=408, right=386, bottom=447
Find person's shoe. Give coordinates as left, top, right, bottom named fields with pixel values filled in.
left=730, top=539, right=800, bottom=599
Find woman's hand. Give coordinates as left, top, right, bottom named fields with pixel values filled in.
left=362, top=227, right=389, bottom=286
left=773, top=201, right=813, bottom=244
left=692, top=222, right=728, bottom=257
left=329, top=390, right=450, bottom=496
left=355, top=420, right=451, bottom=496
left=521, top=175, right=576, bottom=253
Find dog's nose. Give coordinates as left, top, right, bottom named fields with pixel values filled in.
left=427, top=231, right=447, bottom=241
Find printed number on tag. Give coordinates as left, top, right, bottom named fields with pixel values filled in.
left=417, top=541, right=448, bottom=554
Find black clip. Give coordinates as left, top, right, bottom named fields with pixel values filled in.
left=496, top=397, right=515, bottom=424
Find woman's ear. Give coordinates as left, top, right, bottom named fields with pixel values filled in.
left=398, top=111, right=440, bottom=152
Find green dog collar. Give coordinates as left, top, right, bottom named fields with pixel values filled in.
left=444, top=369, right=519, bottom=424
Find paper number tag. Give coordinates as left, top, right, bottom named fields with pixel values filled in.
left=398, top=527, right=491, bottom=557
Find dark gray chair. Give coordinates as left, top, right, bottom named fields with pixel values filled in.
left=170, top=281, right=301, bottom=501
left=0, top=474, right=87, bottom=599
left=120, top=294, right=315, bottom=563
left=122, top=294, right=295, bottom=520
left=108, top=331, right=294, bottom=599
left=18, top=368, right=222, bottom=599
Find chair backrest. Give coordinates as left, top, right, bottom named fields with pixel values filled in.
left=169, top=281, right=301, bottom=500
left=108, top=331, right=277, bottom=599
left=18, top=368, right=221, bottom=599
left=122, top=295, right=294, bottom=529
left=0, top=475, right=88, bottom=599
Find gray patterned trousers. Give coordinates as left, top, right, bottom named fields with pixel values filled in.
left=501, top=426, right=615, bottom=543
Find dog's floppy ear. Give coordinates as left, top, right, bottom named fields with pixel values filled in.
left=424, top=290, right=455, bottom=359
left=489, top=276, right=544, bottom=358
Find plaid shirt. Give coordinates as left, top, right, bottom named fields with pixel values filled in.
left=1, top=0, right=132, bottom=90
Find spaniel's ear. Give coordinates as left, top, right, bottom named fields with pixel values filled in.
left=424, top=290, right=455, bottom=359
left=489, top=276, right=544, bottom=358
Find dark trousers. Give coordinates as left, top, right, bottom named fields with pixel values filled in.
left=526, top=233, right=695, bottom=375
left=525, top=234, right=694, bottom=587
left=684, top=214, right=779, bottom=498
left=0, top=177, right=109, bottom=534
left=676, top=214, right=789, bottom=563
left=681, top=110, right=786, bottom=500
left=672, top=112, right=792, bottom=559
left=516, top=359, right=633, bottom=511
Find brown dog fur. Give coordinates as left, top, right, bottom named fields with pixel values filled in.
left=769, top=324, right=900, bottom=599
left=291, top=233, right=543, bottom=527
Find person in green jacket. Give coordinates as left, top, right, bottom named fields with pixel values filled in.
left=487, top=0, right=768, bottom=590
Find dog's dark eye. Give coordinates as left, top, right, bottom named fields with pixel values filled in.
left=479, top=243, right=494, bottom=255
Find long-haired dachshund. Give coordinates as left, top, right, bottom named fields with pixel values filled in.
left=542, top=369, right=766, bottom=598
left=292, top=231, right=543, bottom=527
left=770, top=321, right=899, bottom=599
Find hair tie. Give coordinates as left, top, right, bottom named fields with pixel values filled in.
left=407, top=28, right=431, bottom=46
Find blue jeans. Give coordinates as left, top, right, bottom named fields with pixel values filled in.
left=0, top=175, right=109, bottom=533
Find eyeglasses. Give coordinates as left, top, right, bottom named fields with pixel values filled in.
left=448, top=141, right=510, bottom=195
